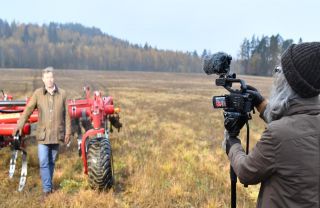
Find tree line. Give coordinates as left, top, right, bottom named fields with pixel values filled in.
left=236, top=34, right=302, bottom=76
left=0, top=19, right=302, bottom=75
left=0, top=19, right=202, bottom=73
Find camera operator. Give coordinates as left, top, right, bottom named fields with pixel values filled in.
left=224, top=42, right=320, bottom=207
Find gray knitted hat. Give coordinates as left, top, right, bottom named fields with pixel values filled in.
left=281, top=42, right=320, bottom=98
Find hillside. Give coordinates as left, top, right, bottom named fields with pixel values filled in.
left=0, top=19, right=201, bottom=72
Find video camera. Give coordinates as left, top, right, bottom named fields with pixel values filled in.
left=203, top=52, right=254, bottom=208
left=203, top=52, right=253, bottom=113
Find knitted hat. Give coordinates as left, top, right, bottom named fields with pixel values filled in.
left=281, top=42, right=320, bottom=98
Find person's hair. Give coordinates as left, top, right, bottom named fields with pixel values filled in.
left=264, top=70, right=299, bottom=122
left=42, top=66, right=54, bottom=77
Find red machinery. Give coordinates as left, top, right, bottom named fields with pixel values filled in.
left=0, top=90, right=38, bottom=191
left=68, top=86, right=122, bottom=190
left=0, top=87, right=121, bottom=191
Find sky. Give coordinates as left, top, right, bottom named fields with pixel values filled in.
left=1, top=0, right=320, bottom=57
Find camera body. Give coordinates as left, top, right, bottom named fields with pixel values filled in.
left=203, top=52, right=253, bottom=114
left=213, top=93, right=252, bottom=113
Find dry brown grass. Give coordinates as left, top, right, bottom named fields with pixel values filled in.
left=0, top=69, right=272, bottom=208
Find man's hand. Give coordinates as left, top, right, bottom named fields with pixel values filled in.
left=12, top=127, right=22, bottom=136
left=64, top=134, right=71, bottom=145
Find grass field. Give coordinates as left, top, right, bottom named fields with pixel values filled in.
left=0, top=69, right=272, bottom=208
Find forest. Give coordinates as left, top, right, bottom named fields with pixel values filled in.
left=0, top=19, right=301, bottom=75
left=236, top=35, right=302, bottom=75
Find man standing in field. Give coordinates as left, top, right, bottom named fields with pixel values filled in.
left=14, top=67, right=71, bottom=197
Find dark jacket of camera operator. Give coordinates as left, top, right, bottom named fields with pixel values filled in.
left=226, top=42, right=320, bottom=208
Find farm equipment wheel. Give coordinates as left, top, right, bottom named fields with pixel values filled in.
left=87, top=137, right=113, bottom=190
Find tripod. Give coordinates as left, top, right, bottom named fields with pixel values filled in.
left=228, top=120, right=250, bottom=208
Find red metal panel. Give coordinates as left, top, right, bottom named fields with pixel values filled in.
left=0, top=123, right=31, bottom=136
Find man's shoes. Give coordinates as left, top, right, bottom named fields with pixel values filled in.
left=40, top=191, right=51, bottom=202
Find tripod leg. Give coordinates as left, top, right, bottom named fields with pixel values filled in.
left=230, top=166, right=237, bottom=208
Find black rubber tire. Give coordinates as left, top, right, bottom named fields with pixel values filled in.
left=87, top=137, right=113, bottom=190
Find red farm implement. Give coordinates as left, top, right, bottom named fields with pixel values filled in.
left=0, top=88, right=121, bottom=191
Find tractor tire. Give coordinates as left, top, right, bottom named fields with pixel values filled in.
left=87, top=137, right=113, bottom=190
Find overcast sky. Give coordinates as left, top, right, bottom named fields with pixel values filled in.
left=1, top=0, right=320, bottom=57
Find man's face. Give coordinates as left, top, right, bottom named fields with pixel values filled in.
left=42, top=72, right=54, bottom=89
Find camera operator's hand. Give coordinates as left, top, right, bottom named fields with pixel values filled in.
left=224, top=112, right=247, bottom=137
left=246, top=85, right=268, bottom=114
left=246, top=85, right=265, bottom=107
left=222, top=130, right=241, bottom=155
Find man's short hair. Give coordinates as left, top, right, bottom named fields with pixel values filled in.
left=42, top=67, right=54, bottom=76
